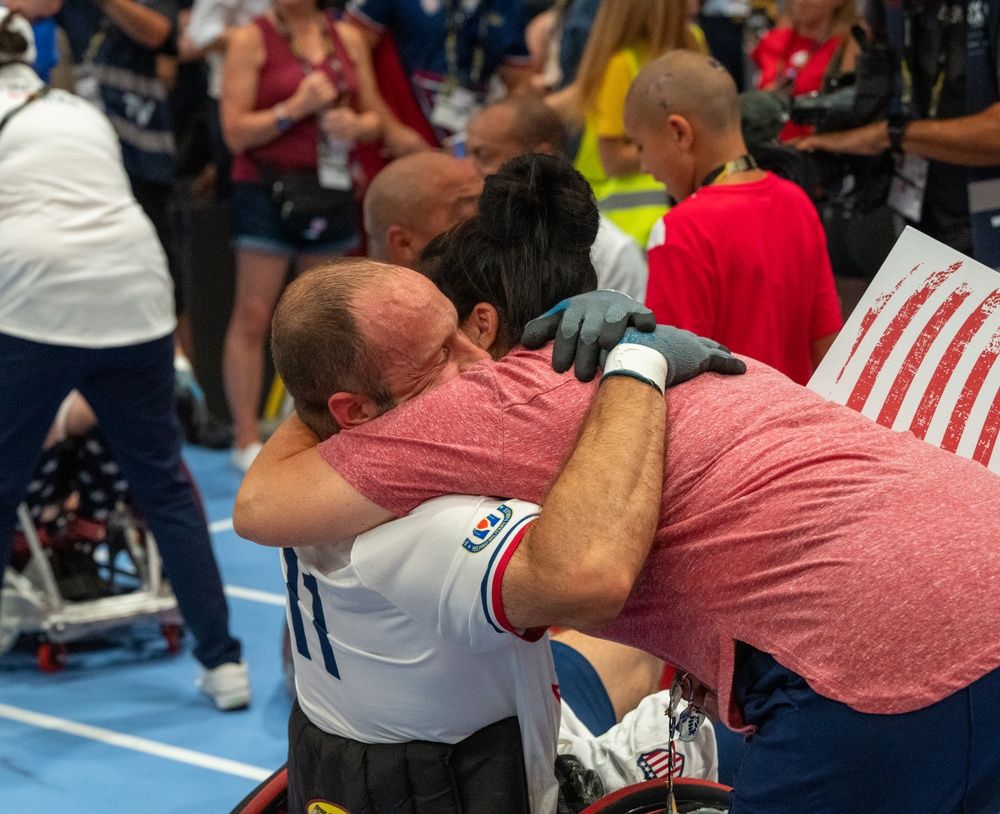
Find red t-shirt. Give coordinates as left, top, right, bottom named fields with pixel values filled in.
left=645, top=173, right=843, bottom=385
left=752, top=29, right=842, bottom=141
left=318, top=350, right=1000, bottom=731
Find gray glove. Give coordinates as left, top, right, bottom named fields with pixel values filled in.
left=521, top=290, right=656, bottom=382
left=604, top=326, right=747, bottom=388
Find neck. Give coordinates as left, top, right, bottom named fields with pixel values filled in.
left=694, top=136, right=753, bottom=184
left=278, top=3, right=318, bottom=26
left=796, top=20, right=832, bottom=41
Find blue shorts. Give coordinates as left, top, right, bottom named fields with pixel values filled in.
left=550, top=639, right=617, bottom=737
left=730, top=646, right=1000, bottom=813
left=230, top=181, right=360, bottom=258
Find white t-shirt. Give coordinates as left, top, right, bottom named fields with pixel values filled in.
left=0, top=66, right=175, bottom=348
left=558, top=690, right=718, bottom=788
left=185, top=0, right=271, bottom=98
left=592, top=215, right=648, bottom=303
left=284, top=495, right=561, bottom=814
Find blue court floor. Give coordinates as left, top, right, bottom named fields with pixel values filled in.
left=0, top=445, right=290, bottom=813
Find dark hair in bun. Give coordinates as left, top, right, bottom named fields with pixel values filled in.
left=420, top=153, right=599, bottom=353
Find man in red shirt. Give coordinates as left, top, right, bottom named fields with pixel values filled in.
left=632, top=51, right=843, bottom=385
left=236, top=251, right=1000, bottom=811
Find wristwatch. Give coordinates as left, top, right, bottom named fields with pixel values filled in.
left=888, top=116, right=910, bottom=155
left=274, top=103, right=294, bottom=134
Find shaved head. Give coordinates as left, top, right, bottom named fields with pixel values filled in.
left=626, top=50, right=740, bottom=135
left=363, top=151, right=482, bottom=265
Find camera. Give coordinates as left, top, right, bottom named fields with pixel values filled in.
left=788, top=26, right=898, bottom=133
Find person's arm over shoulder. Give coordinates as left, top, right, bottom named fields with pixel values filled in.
left=235, top=364, right=506, bottom=547
left=317, top=364, right=506, bottom=518
left=233, top=413, right=395, bottom=548
left=644, top=211, right=718, bottom=338
left=501, top=373, right=667, bottom=632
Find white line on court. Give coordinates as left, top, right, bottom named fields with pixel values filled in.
left=0, top=703, right=271, bottom=781
left=209, top=517, right=234, bottom=534
left=225, top=585, right=285, bottom=606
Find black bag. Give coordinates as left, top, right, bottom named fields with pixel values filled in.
left=259, top=165, right=357, bottom=245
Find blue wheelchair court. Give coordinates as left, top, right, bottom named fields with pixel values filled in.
left=0, top=446, right=290, bottom=813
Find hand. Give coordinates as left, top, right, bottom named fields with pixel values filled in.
left=611, top=326, right=746, bottom=387
left=790, top=120, right=889, bottom=156
left=320, top=107, right=362, bottom=141
left=290, top=72, right=338, bottom=118
left=521, top=290, right=656, bottom=382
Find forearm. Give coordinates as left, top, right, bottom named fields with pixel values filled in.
left=96, top=0, right=172, bottom=50
left=504, top=376, right=666, bottom=631
left=903, top=105, right=1000, bottom=166
left=223, top=98, right=308, bottom=153
left=233, top=414, right=394, bottom=547
left=355, top=110, right=382, bottom=142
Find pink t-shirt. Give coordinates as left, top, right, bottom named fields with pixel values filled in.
left=645, top=174, right=843, bottom=385
left=318, top=349, right=1000, bottom=730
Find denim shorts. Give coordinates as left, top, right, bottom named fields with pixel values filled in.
left=230, top=181, right=360, bottom=257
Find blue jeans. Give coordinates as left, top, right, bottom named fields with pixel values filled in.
left=0, top=332, right=240, bottom=669
left=731, top=646, right=1000, bottom=813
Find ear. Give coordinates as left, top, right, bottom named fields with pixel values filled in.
left=461, top=302, right=500, bottom=351
left=667, top=114, right=695, bottom=152
left=327, top=391, right=381, bottom=430
left=385, top=224, right=417, bottom=268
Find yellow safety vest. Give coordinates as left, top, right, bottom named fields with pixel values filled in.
left=574, top=47, right=668, bottom=249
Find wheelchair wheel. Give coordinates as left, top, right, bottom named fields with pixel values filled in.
left=37, top=641, right=68, bottom=673
left=582, top=778, right=731, bottom=813
left=229, top=764, right=287, bottom=814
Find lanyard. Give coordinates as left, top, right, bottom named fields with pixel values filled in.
left=273, top=9, right=350, bottom=100
left=442, top=0, right=494, bottom=88
left=699, top=153, right=759, bottom=188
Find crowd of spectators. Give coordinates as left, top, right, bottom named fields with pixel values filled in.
left=4, top=0, right=997, bottom=469
left=3, top=0, right=1000, bottom=808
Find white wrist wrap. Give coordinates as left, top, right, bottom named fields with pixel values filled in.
left=602, top=343, right=669, bottom=393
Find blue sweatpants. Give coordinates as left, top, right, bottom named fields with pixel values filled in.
left=0, top=332, right=240, bottom=669
left=731, top=646, right=1000, bottom=813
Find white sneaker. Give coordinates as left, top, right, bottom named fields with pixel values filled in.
left=230, top=442, right=263, bottom=473
left=198, top=661, right=251, bottom=711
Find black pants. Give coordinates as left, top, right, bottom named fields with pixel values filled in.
left=287, top=701, right=531, bottom=814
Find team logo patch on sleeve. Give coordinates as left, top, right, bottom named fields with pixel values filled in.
left=463, top=504, right=514, bottom=552
left=637, top=748, right=684, bottom=780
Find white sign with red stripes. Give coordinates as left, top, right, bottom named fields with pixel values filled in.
left=809, top=227, right=1000, bottom=473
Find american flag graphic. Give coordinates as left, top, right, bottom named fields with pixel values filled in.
left=636, top=748, right=685, bottom=780
left=809, top=228, right=1000, bottom=473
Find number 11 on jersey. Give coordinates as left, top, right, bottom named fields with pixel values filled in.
left=283, top=548, right=341, bottom=679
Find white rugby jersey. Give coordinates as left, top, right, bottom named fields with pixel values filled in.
left=282, top=496, right=560, bottom=814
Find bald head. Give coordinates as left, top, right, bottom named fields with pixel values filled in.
left=363, top=151, right=483, bottom=267
left=626, top=50, right=741, bottom=136
left=466, top=97, right=568, bottom=176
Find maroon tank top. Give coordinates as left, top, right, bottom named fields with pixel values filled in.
left=231, top=12, right=360, bottom=184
